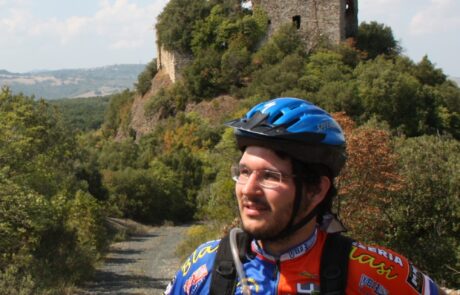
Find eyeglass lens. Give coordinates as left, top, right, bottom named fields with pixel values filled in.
left=231, top=165, right=282, bottom=188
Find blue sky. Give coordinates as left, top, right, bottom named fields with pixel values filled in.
left=0, top=0, right=459, bottom=77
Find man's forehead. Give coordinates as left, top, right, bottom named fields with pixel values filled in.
left=241, top=146, right=293, bottom=167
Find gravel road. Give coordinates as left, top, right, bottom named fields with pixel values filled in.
left=77, top=224, right=190, bottom=295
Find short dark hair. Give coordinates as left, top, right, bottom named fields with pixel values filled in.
left=294, top=161, right=336, bottom=224
left=275, top=148, right=337, bottom=224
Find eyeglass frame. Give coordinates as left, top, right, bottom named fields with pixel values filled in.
left=230, top=163, right=296, bottom=189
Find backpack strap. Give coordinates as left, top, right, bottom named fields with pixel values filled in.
left=320, top=233, right=354, bottom=295
left=210, top=232, right=251, bottom=295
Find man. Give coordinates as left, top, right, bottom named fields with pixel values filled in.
left=164, top=97, right=445, bottom=295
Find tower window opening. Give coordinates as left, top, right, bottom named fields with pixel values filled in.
left=345, top=0, right=354, bottom=13
left=293, top=15, right=301, bottom=29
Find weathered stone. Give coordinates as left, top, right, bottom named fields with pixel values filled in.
left=252, top=0, right=358, bottom=48
left=157, top=45, right=192, bottom=83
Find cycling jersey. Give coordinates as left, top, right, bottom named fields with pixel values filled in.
left=164, top=228, right=442, bottom=295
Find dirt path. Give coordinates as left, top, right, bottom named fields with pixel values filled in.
left=77, top=224, right=190, bottom=295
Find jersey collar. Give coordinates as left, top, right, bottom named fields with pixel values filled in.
left=251, top=227, right=318, bottom=262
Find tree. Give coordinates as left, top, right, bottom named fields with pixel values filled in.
left=334, top=114, right=402, bottom=243
left=390, top=136, right=460, bottom=287
left=0, top=87, right=108, bottom=291
left=156, top=0, right=212, bottom=53
left=412, top=55, right=446, bottom=86
left=354, top=56, right=427, bottom=135
left=356, top=21, right=401, bottom=59
left=135, top=59, right=158, bottom=96
left=101, top=90, right=134, bottom=138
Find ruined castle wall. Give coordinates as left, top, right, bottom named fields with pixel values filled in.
left=157, top=45, right=192, bottom=83
left=253, top=0, right=357, bottom=46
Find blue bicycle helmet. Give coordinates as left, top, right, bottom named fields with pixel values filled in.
left=225, top=97, right=346, bottom=177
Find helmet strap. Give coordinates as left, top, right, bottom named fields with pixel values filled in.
left=264, top=162, right=318, bottom=241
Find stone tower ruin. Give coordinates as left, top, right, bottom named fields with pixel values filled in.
left=157, top=0, right=358, bottom=83
left=252, top=0, right=358, bottom=46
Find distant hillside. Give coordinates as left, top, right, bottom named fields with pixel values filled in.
left=0, top=64, right=145, bottom=99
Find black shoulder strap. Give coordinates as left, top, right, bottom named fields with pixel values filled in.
left=320, top=233, right=354, bottom=295
left=210, top=232, right=251, bottom=295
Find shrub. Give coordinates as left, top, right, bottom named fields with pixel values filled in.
left=135, top=59, right=158, bottom=96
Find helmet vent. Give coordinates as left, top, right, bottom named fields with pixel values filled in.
left=287, top=117, right=300, bottom=128
left=270, top=112, right=283, bottom=124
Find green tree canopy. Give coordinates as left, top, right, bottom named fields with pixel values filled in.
left=356, top=21, right=401, bottom=59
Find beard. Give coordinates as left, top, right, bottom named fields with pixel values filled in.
left=239, top=194, right=314, bottom=241
left=238, top=195, right=291, bottom=240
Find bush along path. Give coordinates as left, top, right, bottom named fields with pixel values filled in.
left=77, top=220, right=190, bottom=295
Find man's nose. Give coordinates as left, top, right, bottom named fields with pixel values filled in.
left=242, top=172, right=262, bottom=195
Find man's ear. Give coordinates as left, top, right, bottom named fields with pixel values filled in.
left=308, top=176, right=331, bottom=208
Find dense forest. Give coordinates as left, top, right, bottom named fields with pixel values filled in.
left=1, top=0, right=459, bottom=293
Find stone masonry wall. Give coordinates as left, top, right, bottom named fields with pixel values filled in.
left=253, top=0, right=358, bottom=47
left=157, top=45, right=192, bottom=83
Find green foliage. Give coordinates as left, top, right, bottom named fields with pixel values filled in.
left=355, top=56, right=425, bottom=135
left=0, top=87, right=108, bottom=292
left=389, top=136, right=460, bottom=287
left=248, top=53, right=307, bottom=98
left=196, top=128, right=240, bottom=223
left=412, top=55, right=447, bottom=86
left=145, top=82, right=190, bottom=117
left=156, top=0, right=213, bottom=53
left=185, top=48, right=224, bottom=99
left=67, top=191, right=109, bottom=256
left=103, top=165, right=186, bottom=224
left=356, top=21, right=401, bottom=59
left=350, top=56, right=460, bottom=138
left=49, top=96, right=111, bottom=131
left=98, top=138, right=139, bottom=170
left=102, top=89, right=135, bottom=137
left=135, top=59, right=158, bottom=96
left=179, top=3, right=267, bottom=100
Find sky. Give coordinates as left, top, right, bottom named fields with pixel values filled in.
left=0, top=0, right=459, bottom=77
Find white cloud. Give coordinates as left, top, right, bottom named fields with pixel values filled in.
left=1, top=8, right=30, bottom=32
left=409, top=0, right=460, bottom=35
left=1, top=0, right=166, bottom=47
left=0, top=0, right=170, bottom=72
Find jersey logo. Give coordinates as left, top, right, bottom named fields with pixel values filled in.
left=359, top=274, right=389, bottom=295
left=183, top=264, right=208, bottom=295
left=181, top=242, right=218, bottom=275
left=350, top=246, right=398, bottom=280
left=297, top=282, right=320, bottom=294
left=407, top=263, right=424, bottom=294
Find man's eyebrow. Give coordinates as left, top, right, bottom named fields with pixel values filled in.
left=239, top=163, right=284, bottom=173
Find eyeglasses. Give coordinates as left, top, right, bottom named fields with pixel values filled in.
left=231, top=164, right=295, bottom=189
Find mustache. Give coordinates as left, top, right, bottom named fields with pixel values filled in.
left=242, top=196, right=270, bottom=208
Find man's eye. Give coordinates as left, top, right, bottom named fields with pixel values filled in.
left=239, top=168, right=251, bottom=177
left=262, top=171, right=280, bottom=181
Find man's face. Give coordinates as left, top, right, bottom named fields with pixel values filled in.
left=235, top=146, right=296, bottom=239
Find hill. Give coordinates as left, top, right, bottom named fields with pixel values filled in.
left=0, top=64, right=145, bottom=100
